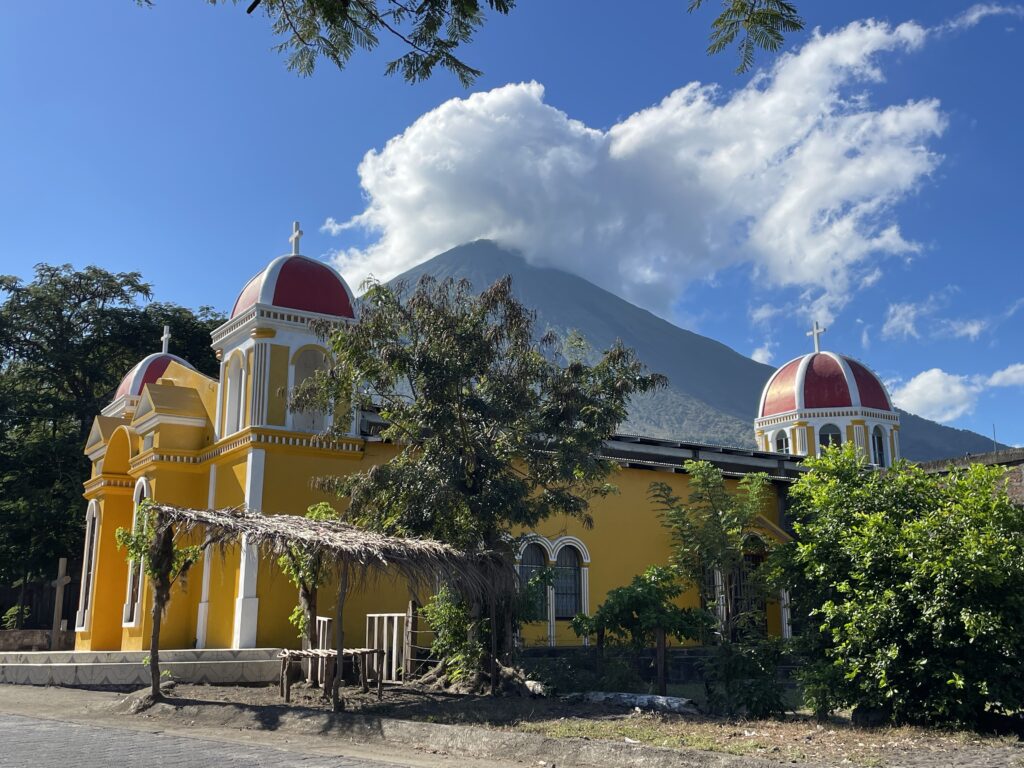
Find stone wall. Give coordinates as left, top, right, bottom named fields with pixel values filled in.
left=0, top=629, right=75, bottom=652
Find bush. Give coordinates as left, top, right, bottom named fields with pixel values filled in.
left=780, top=446, right=1024, bottom=727
left=420, top=585, right=483, bottom=683
left=700, top=636, right=786, bottom=718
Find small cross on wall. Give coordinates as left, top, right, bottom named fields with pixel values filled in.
left=289, top=221, right=303, bottom=255
left=807, top=320, right=827, bottom=353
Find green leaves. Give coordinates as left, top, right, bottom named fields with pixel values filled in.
left=779, top=445, right=1024, bottom=726
left=689, top=0, right=804, bottom=73
left=305, top=273, right=664, bottom=553
left=220, top=0, right=513, bottom=85
left=571, top=565, right=710, bottom=649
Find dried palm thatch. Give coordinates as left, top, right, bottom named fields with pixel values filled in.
left=147, top=502, right=515, bottom=600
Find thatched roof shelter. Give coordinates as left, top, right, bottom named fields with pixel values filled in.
left=147, top=502, right=515, bottom=600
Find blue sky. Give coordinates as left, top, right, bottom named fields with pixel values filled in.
left=2, top=1, right=1022, bottom=445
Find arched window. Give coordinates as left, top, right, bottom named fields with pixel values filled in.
left=774, top=430, right=790, bottom=454
left=75, top=501, right=100, bottom=631
left=224, top=354, right=245, bottom=435
left=518, top=543, right=548, bottom=619
left=818, top=423, right=842, bottom=454
left=123, top=480, right=149, bottom=626
left=553, top=545, right=582, bottom=620
left=292, top=348, right=328, bottom=433
left=871, top=426, right=887, bottom=467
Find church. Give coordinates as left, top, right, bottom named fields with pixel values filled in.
left=73, top=225, right=901, bottom=655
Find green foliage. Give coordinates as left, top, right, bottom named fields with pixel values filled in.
left=779, top=445, right=1024, bottom=727
left=689, top=0, right=804, bottom=73
left=521, top=653, right=645, bottom=695
left=0, top=264, right=224, bottom=584
left=700, top=636, right=785, bottom=718
left=277, top=502, right=339, bottom=637
left=516, top=564, right=554, bottom=625
left=164, top=0, right=515, bottom=86
left=420, top=584, right=483, bottom=683
left=652, top=460, right=771, bottom=641
left=303, top=274, right=665, bottom=553
left=1, top=605, right=27, bottom=630
left=571, top=566, right=709, bottom=649
left=115, top=501, right=204, bottom=590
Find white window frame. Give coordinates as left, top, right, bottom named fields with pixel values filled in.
left=74, top=501, right=101, bottom=632
left=122, top=478, right=151, bottom=627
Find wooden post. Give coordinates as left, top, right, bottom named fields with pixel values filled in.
left=403, top=599, right=418, bottom=679
left=655, top=627, right=667, bottom=697
left=332, top=566, right=349, bottom=712
left=360, top=652, right=369, bottom=694
left=49, top=558, right=71, bottom=650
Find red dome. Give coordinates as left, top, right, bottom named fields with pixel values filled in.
left=758, top=352, right=892, bottom=418
left=231, top=255, right=355, bottom=320
left=114, top=353, right=196, bottom=400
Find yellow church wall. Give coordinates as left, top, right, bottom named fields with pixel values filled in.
left=162, top=361, right=219, bottom=425
left=151, top=423, right=205, bottom=452
left=520, top=467, right=785, bottom=647
left=75, top=490, right=134, bottom=651
left=204, top=541, right=241, bottom=650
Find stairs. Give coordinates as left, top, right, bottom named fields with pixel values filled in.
left=0, top=647, right=281, bottom=686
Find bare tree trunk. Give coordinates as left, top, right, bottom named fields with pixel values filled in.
left=655, top=627, right=667, bottom=696
left=150, top=586, right=163, bottom=699
left=332, top=566, right=349, bottom=712
left=149, top=525, right=174, bottom=701
left=300, top=582, right=319, bottom=687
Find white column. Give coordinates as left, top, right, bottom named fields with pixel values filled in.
left=780, top=589, right=792, bottom=640
left=232, top=449, right=264, bottom=648
left=195, top=464, right=217, bottom=648
left=213, top=358, right=226, bottom=441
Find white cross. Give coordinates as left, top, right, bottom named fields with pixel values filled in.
left=807, top=320, right=827, bottom=353
left=289, top=221, right=303, bottom=255
left=161, top=325, right=171, bottom=354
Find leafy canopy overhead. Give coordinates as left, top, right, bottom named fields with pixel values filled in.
left=298, top=274, right=666, bottom=550
left=138, top=1, right=803, bottom=83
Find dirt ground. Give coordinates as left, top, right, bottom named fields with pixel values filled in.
left=172, top=682, right=1024, bottom=768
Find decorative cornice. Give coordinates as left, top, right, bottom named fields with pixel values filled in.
left=83, top=474, right=134, bottom=498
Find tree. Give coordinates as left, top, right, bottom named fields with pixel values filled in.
left=296, top=274, right=665, bottom=678
left=652, top=460, right=784, bottom=716
left=651, top=460, right=771, bottom=642
left=689, top=1, right=804, bottom=73
left=115, top=501, right=208, bottom=701
left=0, top=264, right=225, bottom=586
left=139, top=1, right=802, bottom=83
left=780, top=445, right=1024, bottom=727
left=277, top=501, right=340, bottom=687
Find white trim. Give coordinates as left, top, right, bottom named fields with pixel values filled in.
left=75, top=501, right=101, bottom=632
left=826, top=352, right=861, bottom=408
left=550, top=535, right=591, bottom=565
left=546, top=585, right=556, bottom=647
left=793, top=354, right=815, bottom=411
left=213, top=358, right=226, bottom=442
left=131, top=412, right=208, bottom=435
left=121, top=478, right=151, bottom=627
left=195, top=464, right=218, bottom=649
left=232, top=449, right=264, bottom=648
left=516, top=534, right=556, bottom=562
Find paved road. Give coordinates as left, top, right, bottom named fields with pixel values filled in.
left=0, top=713, right=416, bottom=768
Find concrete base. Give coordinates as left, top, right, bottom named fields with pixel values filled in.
left=0, top=648, right=281, bottom=687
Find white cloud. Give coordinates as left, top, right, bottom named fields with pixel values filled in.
left=988, top=363, right=1024, bottom=387
left=750, top=303, right=782, bottom=325
left=944, top=318, right=988, bottom=340
left=860, top=268, right=883, bottom=288
left=751, top=341, right=776, bottom=364
left=326, top=19, right=944, bottom=320
left=860, top=325, right=871, bottom=349
left=890, top=368, right=983, bottom=422
left=882, top=301, right=923, bottom=339
left=938, top=4, right=1024, bottom=33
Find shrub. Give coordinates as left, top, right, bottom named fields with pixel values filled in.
left=780, top=446, right=1024, bottom=727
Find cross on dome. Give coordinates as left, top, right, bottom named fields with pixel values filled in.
left=161, top=325, right=171, bottom=354
left=807, top=320, right=827, bottom=354
left=289, top=221, right=303, bottom=255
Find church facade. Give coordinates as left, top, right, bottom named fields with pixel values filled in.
left=73, top=227, right=897, bottom=654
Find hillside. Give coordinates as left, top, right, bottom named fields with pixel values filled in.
left=388, top=240, right=1004, bottom=461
